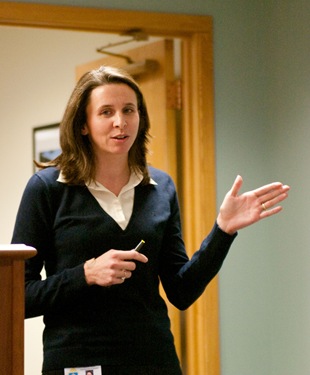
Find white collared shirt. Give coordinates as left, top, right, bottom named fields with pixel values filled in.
left=58, top=171, right=157, bottom=230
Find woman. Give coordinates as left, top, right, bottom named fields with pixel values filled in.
left=11, top=66, right=289, bottom=375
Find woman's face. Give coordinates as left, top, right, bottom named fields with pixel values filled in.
left=82, top=83, right=140, bottom=159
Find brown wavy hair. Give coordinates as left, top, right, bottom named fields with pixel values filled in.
left=36, top=65, right=151, bottom=185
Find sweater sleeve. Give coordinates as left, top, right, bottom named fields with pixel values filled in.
left=11, top=173, right=89, bottom=318
left=159, top=188, right=237, bottom=311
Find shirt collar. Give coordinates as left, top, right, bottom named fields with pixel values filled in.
left=57, top=170, right=157, bottom=189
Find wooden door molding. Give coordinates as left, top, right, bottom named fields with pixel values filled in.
left=181, top=33, right=218, bottom=375
left=0, top=4, right=217, bottom=375
left=0, top=2, right=212, bottom=35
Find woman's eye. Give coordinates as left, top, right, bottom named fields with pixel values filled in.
left=124, top=107, right=135, bottom=114
left=101, top=109, right=112, bottom=116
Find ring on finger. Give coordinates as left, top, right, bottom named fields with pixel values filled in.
left=121, top=270, right=127, bottom=281
left=262, top=202, right=267, bottom=211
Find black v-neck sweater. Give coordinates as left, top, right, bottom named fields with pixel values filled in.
left=12, top=166, right=236, bottom=372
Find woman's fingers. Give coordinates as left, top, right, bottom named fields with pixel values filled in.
left=217, top=177, right=290, bottom=235
left=254, top=182, right=290, bottom=199
left=88, top=249, right=148, bottom=286
left=256, top=185, right=290, bottom=215
left=122, top=249, right=148, bottom=263
left=229, top=175, right=243, bottom=197
left=260, top=190, right=289, bottom=210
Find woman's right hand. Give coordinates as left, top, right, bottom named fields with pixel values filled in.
left=84, top=249, right=148, bottom=286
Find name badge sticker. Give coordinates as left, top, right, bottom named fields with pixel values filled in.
left=64, top=365, right=102, bottom=375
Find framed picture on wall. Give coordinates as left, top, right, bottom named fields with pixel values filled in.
left=33, top=123, right=61, bottom=171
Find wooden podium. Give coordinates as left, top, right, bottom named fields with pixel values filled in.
left=0, top=245, right=37, bottom=374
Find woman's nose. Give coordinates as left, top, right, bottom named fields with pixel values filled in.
left=113, top=113, right=126, bottom=129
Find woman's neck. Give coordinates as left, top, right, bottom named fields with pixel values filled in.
left=95, top=156, right=131, bottom=196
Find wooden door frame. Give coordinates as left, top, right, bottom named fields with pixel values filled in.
left=0, top=3, right=218, bottom=375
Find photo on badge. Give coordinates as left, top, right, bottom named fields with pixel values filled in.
left=65, top=366, right=102, bottom=375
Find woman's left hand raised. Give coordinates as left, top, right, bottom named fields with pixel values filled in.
left=217, top=175, right=290, bottom=235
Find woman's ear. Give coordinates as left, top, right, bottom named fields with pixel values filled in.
left=81, top=124, right=88, bottom=135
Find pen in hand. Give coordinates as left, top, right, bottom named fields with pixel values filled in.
left=134, top=240, right=145, bottom=252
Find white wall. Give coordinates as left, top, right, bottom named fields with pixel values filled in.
left=1, top=1, right=310, bottom=374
